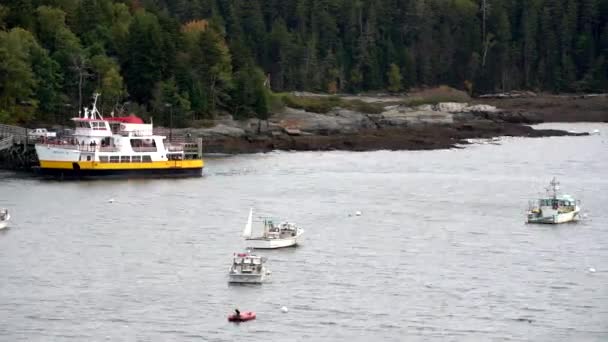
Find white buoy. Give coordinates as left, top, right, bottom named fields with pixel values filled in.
left=588, top=267, right=596, bottom=273
left=355, top=211, right=362, bottom=216
left=281, top=306, right=288, bottom=313
left=108, top=198, right=115, bottom=203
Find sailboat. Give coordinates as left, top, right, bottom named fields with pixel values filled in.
left=242, top=208, right=304, bottom=249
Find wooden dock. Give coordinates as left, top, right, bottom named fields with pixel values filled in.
left=0, top=124, right=38, bottom=170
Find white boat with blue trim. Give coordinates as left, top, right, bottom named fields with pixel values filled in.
left=527, top=178, right=581, bottom=224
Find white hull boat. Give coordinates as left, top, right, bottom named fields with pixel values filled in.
left=527, top=178, right=581, bottom=224
left=228, top=251, right=270, bottom=284
left=242, top=208, right=304, bottom=249
left=228, top=272, right=269, bottom=284
left=0, top=209, right=9, bottom=230
left=528, top=209, right=580, bottom=224
left=246, top=236, right=300, bottom=249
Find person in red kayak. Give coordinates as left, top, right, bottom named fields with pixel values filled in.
left=234, top=309, right=241, bottom=319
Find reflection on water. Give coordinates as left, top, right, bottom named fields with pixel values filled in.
left=0, top=123, right=607, bottom=341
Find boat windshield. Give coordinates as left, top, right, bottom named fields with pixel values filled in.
left=540, top=199, right=575, bottom=207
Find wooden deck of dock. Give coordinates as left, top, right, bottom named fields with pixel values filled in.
left=0, top=124, right=39, bottom=170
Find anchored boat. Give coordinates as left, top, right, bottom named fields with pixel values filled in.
left=228, top=251, right=270, bottom=284
left=242, top=208, right=304, bottom=249
left=0, top=208, right=10, bottom=230
left=34, top=93, right=203, bottom=179
left=527, top=178, right=581, bottom=224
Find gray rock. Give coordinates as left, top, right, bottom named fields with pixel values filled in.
left=186, top=124, right=246, bottom=139
left=376, top=106, right=454, bottom=127
left=434, top=102, right=469, bottom=113
left=466, top=104, right=499, bottom=113
left=271, top=107, right=372, bottom=135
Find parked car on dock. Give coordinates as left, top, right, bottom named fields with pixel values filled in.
left=28, top=128, right=56, bottom=139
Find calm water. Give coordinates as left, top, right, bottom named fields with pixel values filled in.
left=1, top=123, right=607, bottom=341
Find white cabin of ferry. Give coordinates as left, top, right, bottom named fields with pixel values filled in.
left=38, top=93, right=192, bottom=164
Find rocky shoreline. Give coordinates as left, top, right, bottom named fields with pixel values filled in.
left=167, top=99, right=589, bottom=154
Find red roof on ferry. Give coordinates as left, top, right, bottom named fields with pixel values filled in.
left=106, top=114, right=144, bottom=124
left=72, top=114, right=144, bottom=124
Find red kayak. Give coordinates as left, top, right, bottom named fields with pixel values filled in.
left=228, top=311, right=256, bottom=322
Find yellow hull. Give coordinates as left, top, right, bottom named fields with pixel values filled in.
left=36, top=159, right=203, bottom=179
left=39, top=159, right=203, bottom=170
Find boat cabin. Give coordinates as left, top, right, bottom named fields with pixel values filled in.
left=232, top=253, right=265, bottom=273
left=536, top=195, right=578, bottom=213
left=262, top=218, right=298, bottom=238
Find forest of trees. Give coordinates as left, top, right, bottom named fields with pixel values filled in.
left=0, top=0, right=607, bottom=126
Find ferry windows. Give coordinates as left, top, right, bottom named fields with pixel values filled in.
left=109, top=156, right=119, bottom=163
left=131, top=156, right=142, bottom=163
left=130, top=138, right=157, bottom=152
left=120, top=156, right=130, bottom=163
left=167, top=153, right=183, bottom=161
left=101, top=137, right=111, bottom=147
left=110, top=123, right=120, bottom=134
left=87, top=156, right=91, bottom=161
left=142, top=155, right=152, bottom=162
left=99, top=156, right=109, bottom=163
left=91, top=121, right=107, bottom=130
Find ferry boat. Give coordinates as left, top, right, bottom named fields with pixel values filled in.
left=228, top=251, right=270, bottom=284
left=242, top=208, right=304, bottom=249
left=527, top=178, right=581, bottom=224
left=0, top=208, right=10, bottom=230
left=34, top=94, right=203, bottom=179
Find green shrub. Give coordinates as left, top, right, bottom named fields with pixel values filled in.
left=280, top=94, right=384, bottom=114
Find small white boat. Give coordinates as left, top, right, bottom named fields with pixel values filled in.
left=228, top=251, right=270, bottom=284
left=0, top=208, right=10, bottom=230
left=527, top=178, right=581, bottom=224
left=242, top=208, right=304, bottom=249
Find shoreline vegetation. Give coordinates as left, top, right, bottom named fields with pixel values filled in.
left=1, top=0, right=606, bottom=158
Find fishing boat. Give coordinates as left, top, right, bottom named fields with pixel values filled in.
left=527, top=178, right=581, bottom=224
left=34, top=93, right=204, bottom=179
left=242, top=208, right=304, bottom=249
left=228, top=251, right=270, bottom=284
left=0, top=208, right=10, bottom=230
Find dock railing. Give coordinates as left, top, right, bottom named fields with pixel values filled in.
left=0, top=124, right=29, bottom=145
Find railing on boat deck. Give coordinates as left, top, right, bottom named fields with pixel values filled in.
left=39, top=143, right=119, bottom=152
left=131, top=147, right=157, bottom=152
left=39, top=142, right=198, bottom=154
left=167, top=143, right=198, bottom=152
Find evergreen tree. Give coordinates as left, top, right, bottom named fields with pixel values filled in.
left=192, top=26, right=232, bottom=118
left=123, top=10, right=164, bottom=104
left=387, top=63, right=402, bottom=92
left=1, top=0, right=608, bottom=125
